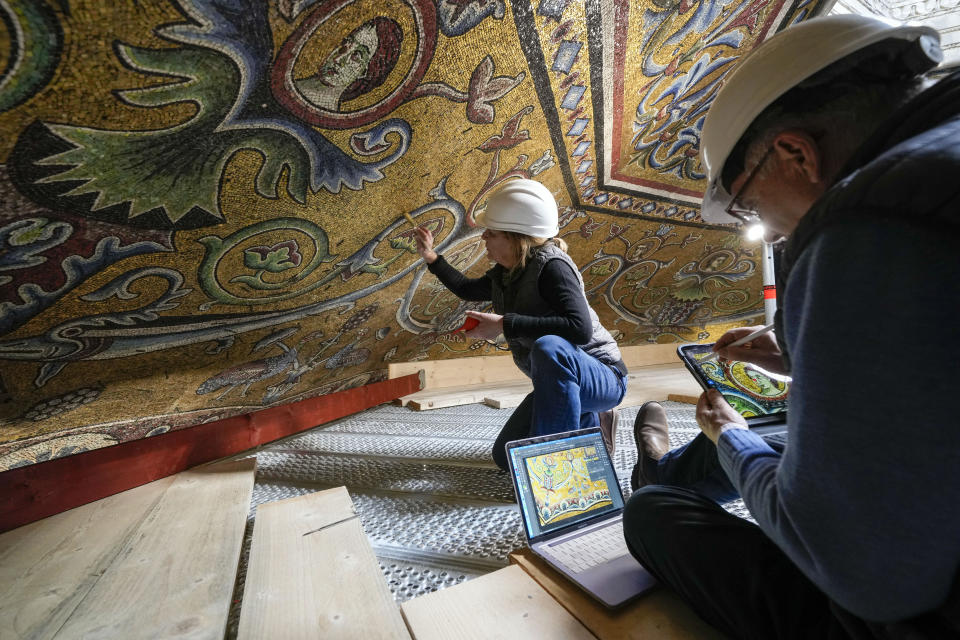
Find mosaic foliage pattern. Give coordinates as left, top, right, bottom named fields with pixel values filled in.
left=0, top=0, right=824, bottom=470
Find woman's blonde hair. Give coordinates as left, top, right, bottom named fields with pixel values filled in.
left=504, top=232, right=568, bottom=272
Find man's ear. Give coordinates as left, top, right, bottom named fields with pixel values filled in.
left=772, top=130, right=823, bottom=184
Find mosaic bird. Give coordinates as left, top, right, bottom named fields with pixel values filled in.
left=195, top=345, right=300, bottom=400
left=195, top=327, right=319, bottom=400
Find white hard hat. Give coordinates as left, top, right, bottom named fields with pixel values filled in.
left=700, top=14, right=942, bottom=223
left=475, top=179, right=560, bottom=237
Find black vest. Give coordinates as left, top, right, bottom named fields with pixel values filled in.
left=486, top=243, right=622, bottom=377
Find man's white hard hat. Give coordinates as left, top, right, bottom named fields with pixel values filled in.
left=699, top=14, right=942, bottom=224
left=475, top=179, right=560, bottom=237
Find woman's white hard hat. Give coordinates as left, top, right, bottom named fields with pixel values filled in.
left=700, top=14, right=942, bottom=224
left=475, top=179, right=560, bottom=237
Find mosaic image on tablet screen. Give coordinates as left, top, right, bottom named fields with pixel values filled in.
left=684, top=344, right=789, bottom=417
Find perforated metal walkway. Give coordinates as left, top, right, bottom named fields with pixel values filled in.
left=224, top=400, right=747, bottom=637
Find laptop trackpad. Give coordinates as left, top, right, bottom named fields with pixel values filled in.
left=579, top=554, right=657, bottom=607
left=546, top=554, right=657, bottom=607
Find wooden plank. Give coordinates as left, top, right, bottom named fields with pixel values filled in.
left=400, top=383, right=498, bottom=411
left=0, top=476, right=175, bottom=640
left=484, top=365, right=702, bottom=411
left=617, top=364, right=703, bottom=409
left=0, top=459, right=256, bottom=640
left=478, top=363, right=700, bottom=410
left=238, top=487, right=408, bottom=640
left=483, top=392, right=528, bottom=409
left=401, top=362, right=701, bottom=412
left=405, top=380, right=532, bottom=411
left=666, top=393, right=701, bottom=405
left=402, top=565, right=596, bottom=640
left=0, top=373, right=420, bottom=533
left=389, top=354, right=524, bottom=390
left=483, top=364, right=701, bottom=409
left=481, top=381, right=534, bottom=409
left=388, top=344, right=692, bottom=392
left=54, top=459, right=255, bottom=639
left=619, top=343, right=688, bottom=368
left=409, top=389, right=488, bottom=411
left=509, top=550, right=726, bottom=640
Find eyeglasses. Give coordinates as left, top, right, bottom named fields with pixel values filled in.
left=724, top=147, right=773, bottom=225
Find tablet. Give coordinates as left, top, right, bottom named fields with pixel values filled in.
left=676, top=343, right=790, bottom=426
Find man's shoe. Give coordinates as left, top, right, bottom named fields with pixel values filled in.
left=598, top=409, right=619, bottom=456
left=630, top=401, right=670, bottom=491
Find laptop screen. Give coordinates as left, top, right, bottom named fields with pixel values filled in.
left=508, top=430, right=624, bottom=540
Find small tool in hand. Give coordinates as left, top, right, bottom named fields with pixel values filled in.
left=403, top=212, right=417, bottom=227
left=453, top=317, right=480, bottom=333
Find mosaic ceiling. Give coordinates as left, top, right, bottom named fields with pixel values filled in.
left=0, top=0, right=829, bottom=470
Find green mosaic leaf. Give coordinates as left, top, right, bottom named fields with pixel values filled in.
left=243, top=246, right=300, bottom=273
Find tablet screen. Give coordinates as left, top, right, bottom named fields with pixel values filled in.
left=678, top=344, right=789, bottom=418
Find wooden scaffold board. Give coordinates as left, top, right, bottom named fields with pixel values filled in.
left=238, top=486, right=409, bottom=640
left=0, top=458, right=256, bottom=640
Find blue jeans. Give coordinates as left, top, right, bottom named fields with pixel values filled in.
left=491, top=335, right=627, bottom=470
left=652, top=432, right=788, bottom=503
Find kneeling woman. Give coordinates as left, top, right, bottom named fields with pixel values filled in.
left=414, top=179, right=628, bottom=470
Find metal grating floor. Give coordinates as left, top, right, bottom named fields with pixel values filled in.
left=224, top=400, right=749, bottom=637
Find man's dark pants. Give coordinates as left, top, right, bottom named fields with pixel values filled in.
left=623, top=432, right=856, bottom=640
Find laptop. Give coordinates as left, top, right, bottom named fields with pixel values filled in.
left=676, top=343, right=790, bottom=438
left=506, top=427, right=657, bottom=607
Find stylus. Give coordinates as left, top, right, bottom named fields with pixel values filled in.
left=700, top=323, right=775, bottom=363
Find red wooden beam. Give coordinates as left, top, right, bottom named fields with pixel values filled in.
left=0, top=373, right=422, bottom=533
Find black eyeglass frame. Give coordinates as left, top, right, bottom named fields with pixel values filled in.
left=724, top=146, right=773, bottom=226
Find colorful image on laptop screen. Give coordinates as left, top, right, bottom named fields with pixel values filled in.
left=509, top=431, right=624, bottom=539
left=684, top=344, right=789, bottom=417
left=525, top=445, right=613, bottom=527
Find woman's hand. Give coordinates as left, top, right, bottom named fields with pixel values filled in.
left=712, top=326, right=787, bottom=375
left=696, top=388, right=748, bottom=444
left=464, top=310, right=503, bottom=340
left=414, top=226, right=438, bottom=264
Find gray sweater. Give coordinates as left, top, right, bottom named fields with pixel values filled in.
left=718, top=71, right=960, bottom=630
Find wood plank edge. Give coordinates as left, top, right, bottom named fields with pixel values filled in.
left=0, top=373, right=421, bottom=533
left=389, top=344, right=691, bottom=393
left=399, top=603, right=419, bottom=640
left=483, top=396, right=523, bottom=409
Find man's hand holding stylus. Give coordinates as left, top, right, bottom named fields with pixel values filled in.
left=712, top=325, right=787, bottom=374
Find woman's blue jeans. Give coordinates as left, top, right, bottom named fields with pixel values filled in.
left=491, top=335, right=627, bottom=470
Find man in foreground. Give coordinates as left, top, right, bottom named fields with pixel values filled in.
left=624, top=15, right=960, bottom=639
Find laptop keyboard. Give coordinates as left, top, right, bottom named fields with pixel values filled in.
left=543, top=521, right=629, bottom=574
